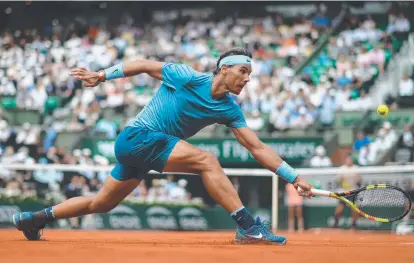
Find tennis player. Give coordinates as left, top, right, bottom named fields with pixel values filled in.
left=13, top=48, right=313, bottom=244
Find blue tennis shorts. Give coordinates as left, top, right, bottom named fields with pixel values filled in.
left=111, top=126, right=180, bottom=181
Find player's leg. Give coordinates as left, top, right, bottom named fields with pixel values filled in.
left=334, top=203, right=345, bottom=228
left=163, top=140, right=286, bottom=245
left=164, top=140, right=242, bottom=214
left=287, top=205, right=295, bottom=232
left=295, top=205, right=304, bottom=232
left=13, top=175, right=140, bottom=240
left=52, top=176, right=140, bottom=218
left=350, top=210, right=358, bottom=229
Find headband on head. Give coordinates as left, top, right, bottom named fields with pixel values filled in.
left=218, top=55, right=252, bottom=69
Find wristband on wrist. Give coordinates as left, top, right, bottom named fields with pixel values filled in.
left=276, top=161, right=298, bottom=183
left=104, top=63, right=125, bottom=80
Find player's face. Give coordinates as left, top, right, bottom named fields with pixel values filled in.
left=224, top=64, right=252, bottom=95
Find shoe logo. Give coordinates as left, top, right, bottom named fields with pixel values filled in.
left=246, top=233, right=263, bottom=239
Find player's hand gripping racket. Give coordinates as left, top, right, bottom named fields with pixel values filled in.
left=299, top=184, right=412, bottom=223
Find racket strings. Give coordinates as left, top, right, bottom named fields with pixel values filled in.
left=354, top=188, right=411, bottom=220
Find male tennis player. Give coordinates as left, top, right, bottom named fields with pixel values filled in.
left=13, top=48, right=313, bottom=244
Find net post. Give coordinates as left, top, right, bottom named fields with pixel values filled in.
left=271, top=174, right=278, bottom=231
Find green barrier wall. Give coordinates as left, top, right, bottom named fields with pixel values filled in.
left=0, top=198, right=396, bottom=231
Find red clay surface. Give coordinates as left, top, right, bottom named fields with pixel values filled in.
left=0, top=229, right=413, bottom=263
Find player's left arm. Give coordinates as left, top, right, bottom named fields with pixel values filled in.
left=70, top=59, right=167, bottom=87
left=231, top=126, right=313, bottom=196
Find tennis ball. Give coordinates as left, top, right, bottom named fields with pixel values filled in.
left=377, top=104, right=389, bottom=117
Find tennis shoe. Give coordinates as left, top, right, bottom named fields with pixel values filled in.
left=234, top=217, right=287, bottom=245
left=12, top=212, right=44, bottom=241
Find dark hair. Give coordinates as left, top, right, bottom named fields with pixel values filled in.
left=213, top=48, right=252, bottom=75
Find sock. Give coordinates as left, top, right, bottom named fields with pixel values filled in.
left=231, top=206, right=255, bottom=230
left=33, top=207, right=56, bottom=228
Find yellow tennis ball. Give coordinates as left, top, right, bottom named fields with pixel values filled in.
left=377, top=104, right=389, bottom=117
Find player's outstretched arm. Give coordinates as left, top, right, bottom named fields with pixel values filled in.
left=70, top=60, right=165, bottom=87
left=232, top=127, right=313, bottom=197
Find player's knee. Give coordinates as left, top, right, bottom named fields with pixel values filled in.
left=198, top=151, right=220, bottom=171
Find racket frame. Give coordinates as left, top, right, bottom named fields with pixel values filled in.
left=309, top=184, right=412, bottom=223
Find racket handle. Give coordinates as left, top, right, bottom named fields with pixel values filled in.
left=298, top=187, right=332, bottom=197
left=310, top=188, right=332, bottom=197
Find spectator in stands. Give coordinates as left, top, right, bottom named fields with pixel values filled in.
left=95, top=114, right=117, bottom=138
left=165, top=174, right=177, bottom=195
left=387, top=13, right=411, bottom=33
left=358, top=143, right=374, bottom=166
left=371, top=128, right=392, bottom=155
left=45, top=183, right=65, bottom=204
left=0, top=120, right=11, bottom=146
left=327, top=37, right=339, bottom=58
left=246, top=110, right=265, bottom=132
left=78, top=176, right=91, bottom=196
left=259, top=89, right=274, bottom=114
left=353, top=131, right=371, bottom=153
left=79, top=148, right=94, bottom=179
left=93, top=155, right=110, bottom=182
left=88, top=178, right=102, bottom=193
left=400, top=124, right=414, bottom=148
left=169, top=179, right=190, bottom=203
left=15, top=147, right=35, bottom=164
left=80, top=148, right=93, bottom=165
left=362, top=15, right=376, bottom=30
left=4, top=178, right=21, bottom=197
left=147, top=179, right=167, bottom=203
left=310, top=145, right=332, bottom=167
left=42, top=125, right=57, bottom=153
left=395, top=124, right=414, bottom=163
left=272, top=109, right=290, bottom=132
left=30, top=84, right=48, bottom=112
left=357, top=47, right=371, bottom=68
left=290, top=106, right=314, bottom=130
left=138, top=180, right=148, bottom=197
left=336, top=55, right=352, bottom=76
left=0, top=146, right=16, bottom=164
left=382, top=121, right=398, bottom=145
left=398, top=73, right=414, bottom=97
left=128, top=179, right=148, bottom=199
left=45, top=147, right=60, bottom=164
left=334, top=156, right=361, bottom=229
left=16, top=123, right=39, bottom=156
left=318, top=89, right=337, bottom=129
left=21, top=182, right=37, bottom=198
left=368, top=44, right=385, bottom=72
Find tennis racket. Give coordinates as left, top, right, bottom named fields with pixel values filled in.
left=300, top=184, right=412, bottom=223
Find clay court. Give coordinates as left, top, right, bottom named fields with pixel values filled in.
left=0, top=229, right=413, bottom=263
